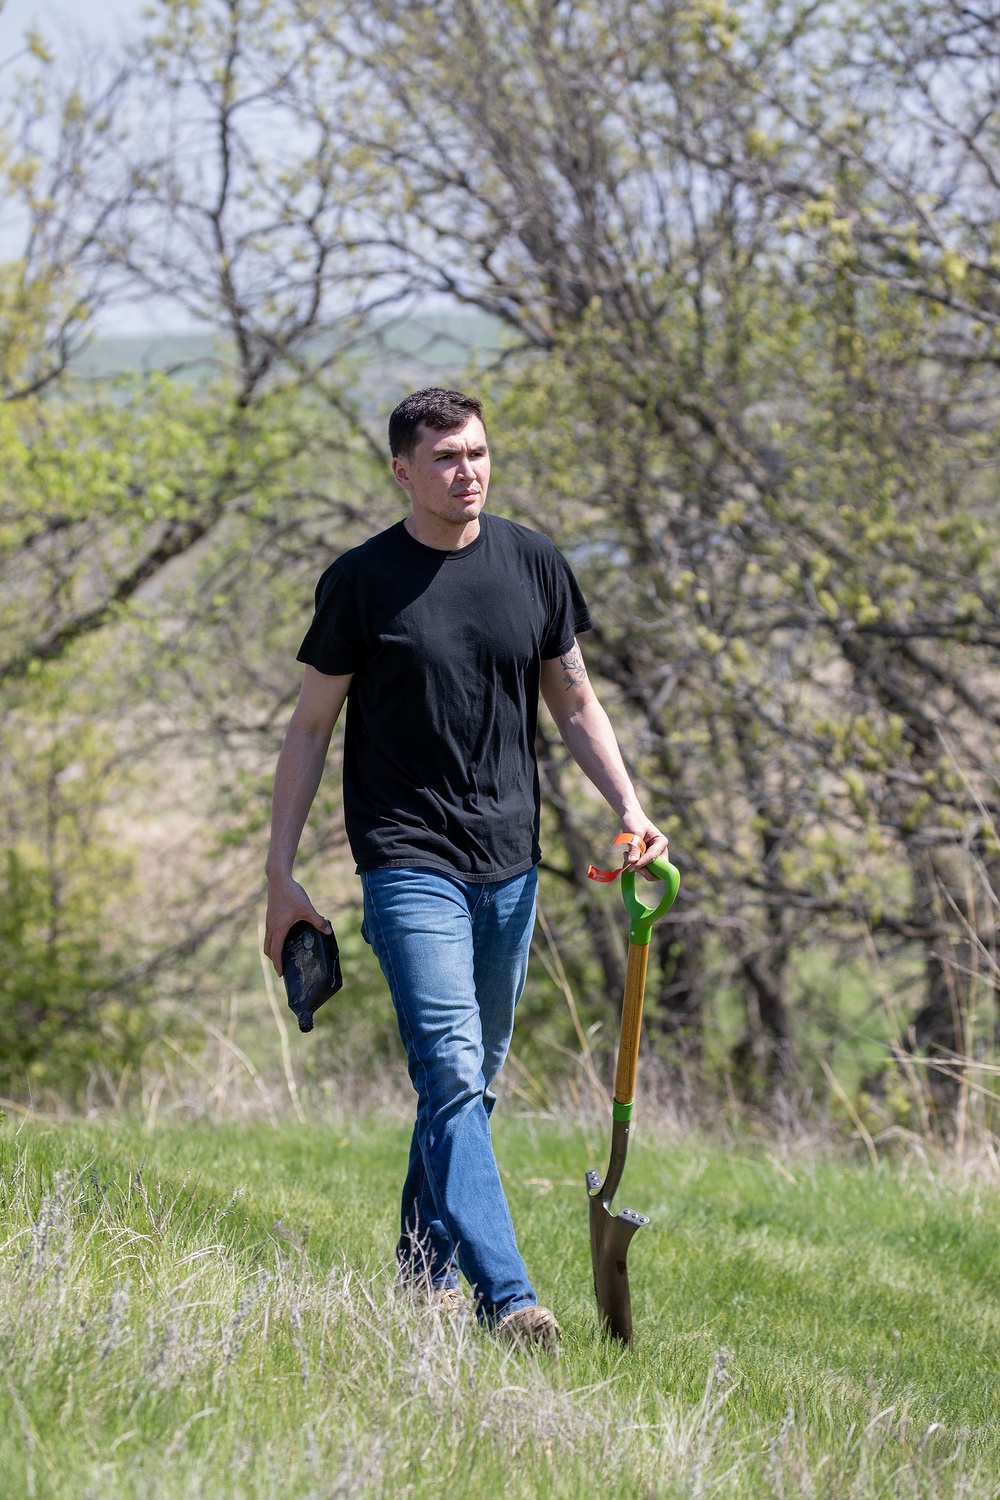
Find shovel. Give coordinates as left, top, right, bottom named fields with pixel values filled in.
left=586, top=851, right=680, bottom=1344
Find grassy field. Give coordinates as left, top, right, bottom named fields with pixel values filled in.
left=2, top=1108, right=999, bottom=1498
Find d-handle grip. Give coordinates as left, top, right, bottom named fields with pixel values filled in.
left=621, top=856, right=680, bottom=945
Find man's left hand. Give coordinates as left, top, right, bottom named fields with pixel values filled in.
left=620, top=814, right=669, bottom=880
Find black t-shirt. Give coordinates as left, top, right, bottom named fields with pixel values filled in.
left=297, top=512, right=594, bottom=880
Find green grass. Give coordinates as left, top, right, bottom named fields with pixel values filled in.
left=2, top=1110, right=999, bottom=1497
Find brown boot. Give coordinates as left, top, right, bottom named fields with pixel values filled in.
left=398, top=1276, right=469, bottom=1315
left=429, top=1287, right=469, bottom=1315
left=496, top=1305, right=562, bottom=1350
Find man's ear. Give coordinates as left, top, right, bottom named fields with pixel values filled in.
left=391, top=456, right=412, bottom=493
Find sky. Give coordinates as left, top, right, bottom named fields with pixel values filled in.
left=0, top=0, right=205, bottom=333
left=0, top=0, right=463, bottom=339
left=0, top=0, right=142, bottom=55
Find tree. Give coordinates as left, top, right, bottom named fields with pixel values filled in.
left=8, top=0, right=1000, bottom=1121
left=0, top=26, right=130, bottom=400
left=324, top=0, right=1000, bottom=1111
left=0, top=0, right=410, bottom=1100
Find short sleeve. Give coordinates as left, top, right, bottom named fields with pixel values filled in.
left=540, top=545, right=595, bottom=660
left=296, top=554, right=364, bottom=675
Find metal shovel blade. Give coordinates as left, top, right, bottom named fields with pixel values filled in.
left=586, top=1115, right=649, bottom=1345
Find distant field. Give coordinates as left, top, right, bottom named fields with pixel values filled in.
left=68, top=312, right=507, bottom=407
left=2, top=1112, right=999, bottom=1497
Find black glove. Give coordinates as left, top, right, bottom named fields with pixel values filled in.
left=281, top=921, right=343, bottom=1033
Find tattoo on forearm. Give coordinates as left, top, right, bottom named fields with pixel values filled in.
left=559, top=643, right=588, bottom=691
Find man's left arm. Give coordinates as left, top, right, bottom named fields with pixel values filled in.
left=540, top=638, right=668, bottom=874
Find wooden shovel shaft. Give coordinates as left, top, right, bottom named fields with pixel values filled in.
left=614, top=941, right=649, bottom=1106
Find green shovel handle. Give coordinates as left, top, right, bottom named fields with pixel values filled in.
left=621, top=856, right=680, bottom=945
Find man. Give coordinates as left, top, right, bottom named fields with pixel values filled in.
left=264, top=387, right=667, bottom=1347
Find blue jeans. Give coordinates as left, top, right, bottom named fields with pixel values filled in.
left=361, top=865, right=538, bottom=1323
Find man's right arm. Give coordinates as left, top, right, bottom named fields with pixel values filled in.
left=263, top=664, right=353, bottom=974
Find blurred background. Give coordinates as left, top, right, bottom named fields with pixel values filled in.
left=3, top=0, right=1000, bottom=1141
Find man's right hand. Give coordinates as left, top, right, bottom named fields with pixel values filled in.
left=264, top=877, right=332, bottom=977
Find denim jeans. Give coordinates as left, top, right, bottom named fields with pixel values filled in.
left=360, top=864, right=538, bottom=1323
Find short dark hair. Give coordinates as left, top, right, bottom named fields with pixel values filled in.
left=388, top=387, right=486, bottom=460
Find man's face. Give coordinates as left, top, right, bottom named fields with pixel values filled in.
left=391, top=415, right=490, bottom=529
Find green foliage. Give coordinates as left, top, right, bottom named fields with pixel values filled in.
left=0, top=372, right=367, bottom=680
left=0, top=854, right=150, bottom=1097
left=0, top=700, right=154, bottom=1095
left=0, top=336, right=388, bottom=1100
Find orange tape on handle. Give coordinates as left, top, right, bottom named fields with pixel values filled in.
left=587, top=832, right=646, bottom=882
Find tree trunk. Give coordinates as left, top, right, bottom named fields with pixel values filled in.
left=653, top=915, right=705, bottom=1061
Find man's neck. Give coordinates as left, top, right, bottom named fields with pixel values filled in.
left=403, top=512, right=482, bottom=551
